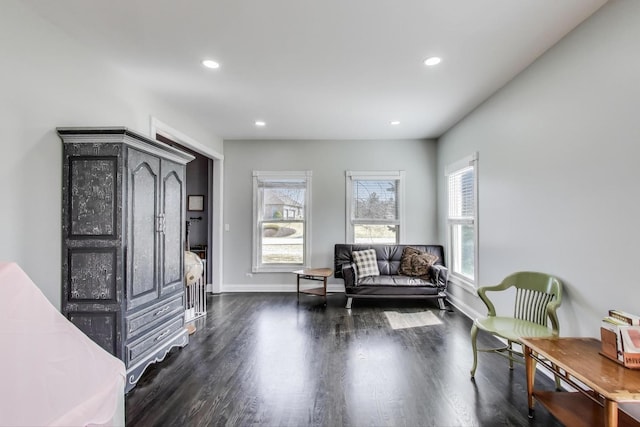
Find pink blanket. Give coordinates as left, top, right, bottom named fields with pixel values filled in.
left=0, top=262, right=125, bottom=426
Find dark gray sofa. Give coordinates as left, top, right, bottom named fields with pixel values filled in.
left=334, top=244, right=449, bottom=309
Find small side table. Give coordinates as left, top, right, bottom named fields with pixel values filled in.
left=293, top=268, right=333, bottom=302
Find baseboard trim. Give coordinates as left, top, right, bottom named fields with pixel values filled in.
left=221, top=283, right=346, bottom=293
left=445, top=292, right=483, bottom=320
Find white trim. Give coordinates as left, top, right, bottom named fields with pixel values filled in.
left=448, top=275, right=477, bottom=296
left=210, top=160, right=224, bottom=293
left=254, top=170, right=311, bottom=178
left=150, top=117, right=223, bottom=160
left=346, top=170, right=404, bottom=179
left=149, top=116, right=224, bottom=294
left=444, top=152, right=477, bottom=176
left=446, top=292, right=483, bottom=321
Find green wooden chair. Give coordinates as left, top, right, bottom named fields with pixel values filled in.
left=470, top=271, right=563, bottom=383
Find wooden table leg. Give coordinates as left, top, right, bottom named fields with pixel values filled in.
left=323, top=276, right=327, bottom=304
left=604, top=399, right=618, bottom=427
left=524, top=344, right=535, bottom=418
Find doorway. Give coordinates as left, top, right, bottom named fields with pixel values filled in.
left=151, top=118, right=224, bottom=294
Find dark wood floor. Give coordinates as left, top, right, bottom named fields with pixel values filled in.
left=125, top=293, right=563, bottom=426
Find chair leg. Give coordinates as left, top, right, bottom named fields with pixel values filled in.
left=552, top=363, right=562, bottom=390
left=508, top=340, right=514, bottom=370
left=470, top=324, right=479, bottom=377
left=345, top=297, right=352, bottom=309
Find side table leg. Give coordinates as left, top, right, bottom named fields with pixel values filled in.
left=525, top=345, right=535, bottom=418
left=323, top=276, right=328, bottom=305
left=604, top=399, right=618, bottom=427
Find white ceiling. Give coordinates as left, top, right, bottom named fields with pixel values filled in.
left=23, top=0, right=606, bottom=140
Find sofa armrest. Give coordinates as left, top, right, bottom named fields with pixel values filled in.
left=340, top=263, right=356, bottom=287
left=430, top=265, right=449, bottom=291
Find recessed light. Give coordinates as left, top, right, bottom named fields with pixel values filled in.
left=202, top=59, right=220, bottom=69
left=390, top=121, right=400, bottom=126
left=255, top=120, right=266, bottom=127
left=424, top=57, right=441, bottom=66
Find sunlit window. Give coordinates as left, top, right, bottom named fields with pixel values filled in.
left=253, top=171, right=312, bottom=272
left=446, top=154, right=478, bottom=286
left=346, top=171, right=405, bottom=244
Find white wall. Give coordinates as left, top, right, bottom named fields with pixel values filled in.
left=223, top=139, right=438, bottom=290
left=0, top=1, right=223, bottom=308
left=437, top=0, right=640, bottom=336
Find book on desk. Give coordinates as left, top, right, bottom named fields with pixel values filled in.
left=601, top=310, right=640, bottom=369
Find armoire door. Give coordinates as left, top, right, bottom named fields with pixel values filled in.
left=127, top=148, right=161, bottom=310
left=160, top=158, right=185, bottom=295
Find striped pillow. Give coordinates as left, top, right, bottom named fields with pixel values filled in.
left=352, top=249, right=380, bottom=279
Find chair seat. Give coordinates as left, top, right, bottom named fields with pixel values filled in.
left=474, top=316, right=555, bottom=342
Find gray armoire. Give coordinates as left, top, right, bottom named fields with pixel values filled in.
left=58, top=127, right=194, bottom=392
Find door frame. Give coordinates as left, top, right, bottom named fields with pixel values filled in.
left=150, top=116, right=224, bottom=294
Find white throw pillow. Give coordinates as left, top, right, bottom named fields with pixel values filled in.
left=352, top=249, right=380, bottom=279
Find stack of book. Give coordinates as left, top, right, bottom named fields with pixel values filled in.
left=601, top=309, right=640, bottom=369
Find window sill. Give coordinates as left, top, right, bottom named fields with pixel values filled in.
left=448, top=275, right=477, bottom=296
left=252, top=265, right=309, bottom=274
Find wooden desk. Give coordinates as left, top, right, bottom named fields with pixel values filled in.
left=522, top=337, right=640, bottom=427
left=293, top=268, right=333, bottom=301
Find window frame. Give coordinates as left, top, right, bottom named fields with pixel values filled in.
left=252, top=170, right=312, bottom=273
left=445, top=153, right=479, bottom=289
left=345, top=170, right=405, bottom=244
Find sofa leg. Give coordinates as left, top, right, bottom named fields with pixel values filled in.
left=345, top=297, right=353, bottom=309
left=437, top=297, right=446, bottom=310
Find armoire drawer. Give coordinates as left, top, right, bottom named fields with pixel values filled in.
left=126, top=315, right=184, bottom=364
left=126, top=294, right=184, bottom=337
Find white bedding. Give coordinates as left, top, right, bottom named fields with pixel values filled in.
left=0, top=262, right=126, bottom=426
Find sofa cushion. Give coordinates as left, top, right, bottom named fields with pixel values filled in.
left=358, top=275, right=434, bottom=286
left=346, top=276, right=440, bottom=296
left=352, top=249, right=380, bottom=279
left=398, top=246, right=438, bottom=280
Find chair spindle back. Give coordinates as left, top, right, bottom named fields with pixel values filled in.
left=514, top=288, right=556, bottom=326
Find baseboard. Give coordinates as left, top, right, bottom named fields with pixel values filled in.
left=221, top=283, right=346, bottom=293
left=445, top=291, right=484, bottom=320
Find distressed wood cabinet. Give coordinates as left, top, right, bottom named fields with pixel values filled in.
left=59, top=127, right=194, bottom=392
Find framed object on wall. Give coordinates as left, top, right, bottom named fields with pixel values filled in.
left=188, top=195, right=204, bottom=211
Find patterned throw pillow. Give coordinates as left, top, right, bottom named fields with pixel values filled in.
left=352, top=249, right=380, bottom=279
left=398, top=246, right=438, bottom=280
left=398, top=247, right=423, bottom=274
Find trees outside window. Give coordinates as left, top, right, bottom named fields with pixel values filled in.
left=346, top=171, right=405, bottom=244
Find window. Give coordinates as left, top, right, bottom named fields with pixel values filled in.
left=446, top=153, right=478, bottom=287
left=346, top=171, right=405, bottom=244
left=252, top=171, right=311, bottom=272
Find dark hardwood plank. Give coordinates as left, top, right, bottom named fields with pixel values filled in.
left=126, top=293, right=564, bottom=426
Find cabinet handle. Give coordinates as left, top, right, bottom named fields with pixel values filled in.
left=155, top=329, right=171, bottom=342
left=154, top=306, right=170, bottom=316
